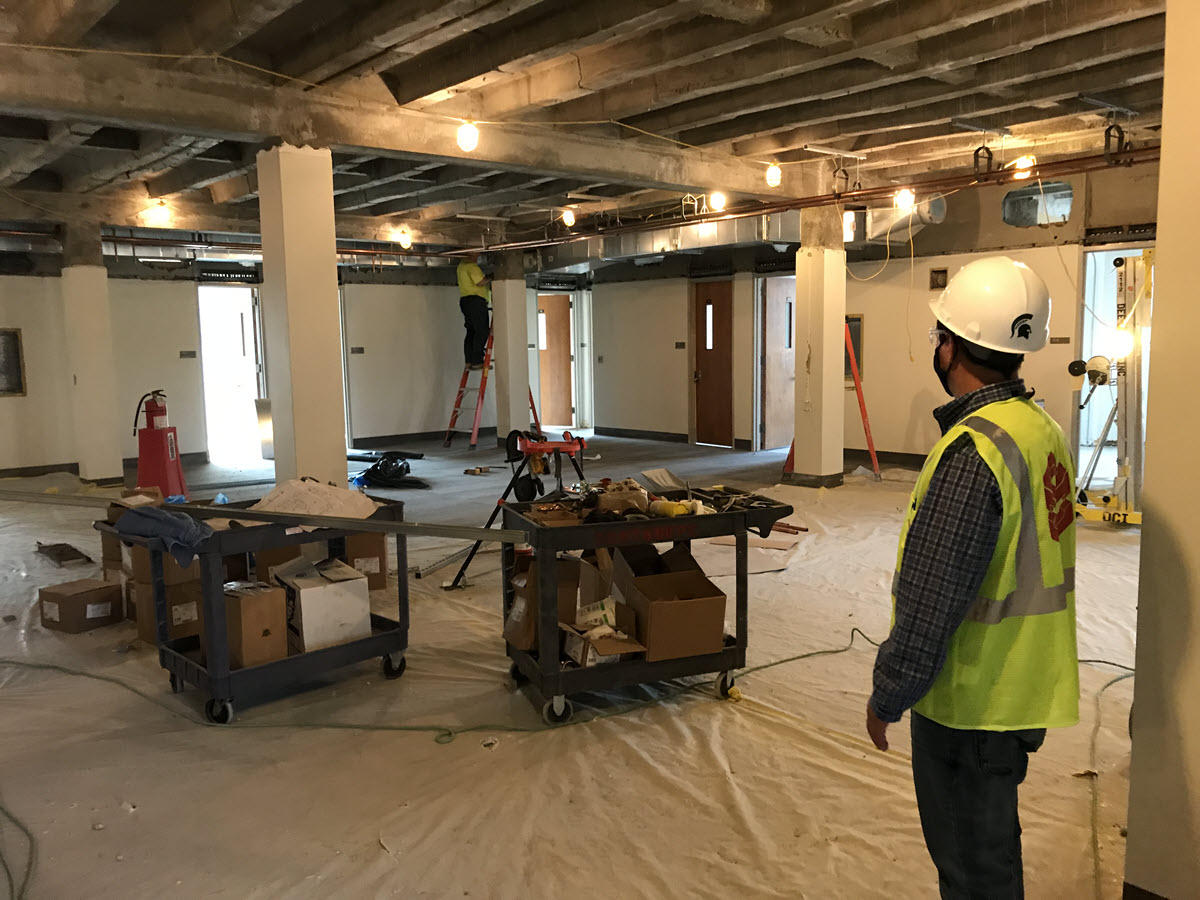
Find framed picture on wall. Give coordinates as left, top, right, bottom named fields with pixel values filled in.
left=0, top=328, right=27, bottom=396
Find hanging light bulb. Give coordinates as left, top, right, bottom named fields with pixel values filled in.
left=1012, top=154, right=1036, bottom=180
left=142, top=200, right=171, bottom=228
left=709, top=191, right=727, bottom=212
left=893, top=188, right=916, bottom=211
left=765, top=163, right=782, bottom=188
left=388, top=225, right=413, bottom=249
left=843, top=210, right=857, bottom=243
left=561, top=209, right=575, bottom=228
left=1100, top=326, right=1136, bottom=360
left=457, top=121, right=479, bottom=153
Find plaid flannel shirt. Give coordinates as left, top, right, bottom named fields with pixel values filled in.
left=869, top=380, right=1032, bottom=724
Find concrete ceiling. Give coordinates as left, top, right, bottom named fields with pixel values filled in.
left=0, top=0, right=1165, bottom=248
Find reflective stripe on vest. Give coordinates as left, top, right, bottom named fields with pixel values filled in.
left=960, top=415, right=1073, bottom=624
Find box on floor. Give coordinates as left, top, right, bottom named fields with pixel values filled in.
left=274, top=556, right=372, bottom=653
left=611, top=545, right=726, bottom=662
left=39, top=579, right=123, bottom=633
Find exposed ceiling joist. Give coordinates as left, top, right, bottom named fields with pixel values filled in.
left=371, top=172, right=553, bottom=217
left=65, top=136, right=221, bottom=192
left=281, top=0, right=544, bottom=86
left=0, top=122, right=101, bottom=187
left=706, top=50, right=1164, bottom=153
left=334, top=164, right=497, bottom=212
left=17, top=0, right=120, bottom=44
left=379, top=0, right=692, bottom=107
left=156, top=0, right=308, bottom=57
left=409, top=179, right=587, bottom=222
left=630, top=3, right=1163, bottom=138
left=146, top=151, right=257, bottom=198
left=0, top=47, right=794, bottom=199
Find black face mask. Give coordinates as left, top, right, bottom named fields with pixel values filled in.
left=933, top=341, right=954, bottom=397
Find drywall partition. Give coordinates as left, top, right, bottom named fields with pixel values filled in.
left=732, top=272, right=755, bottom=447
left=108, top=279, right=207, bottom=461
left=844, top=245, right=1084, bottom=457
left=0, top=275, right=75, bottom=473
left=591, top=278, right=690, bottom=439
left=341, top=282, right=496, bottom=441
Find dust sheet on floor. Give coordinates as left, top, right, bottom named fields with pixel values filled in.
left=0, top=470, right=1138, bottom=898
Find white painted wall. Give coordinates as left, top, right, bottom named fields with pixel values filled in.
left=844, top=245, right=1084, bottom=456
left=732, top=272, right=754, bottom=445
left=109, top=279, right=206, bottom=460
left=341, top=282, right=496, bottom=439
left=0, top=276, right=74, bottom=470
left=592, top=278, right=690, bottom=436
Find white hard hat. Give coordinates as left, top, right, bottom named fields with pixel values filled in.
left=930, top=256, right=1051, bottom=354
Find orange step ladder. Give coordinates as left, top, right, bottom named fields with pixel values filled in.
left=444, top=330, right=494, bottom=450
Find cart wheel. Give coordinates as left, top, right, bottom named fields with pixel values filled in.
left=169, top=673, right=184, bottom=695
left=382, top=654, right=407, bottom=681
left=204, top=698, right=235, bottom=725
left=509, top=661, right=527, bottom=685
left=542, top=697, right=574, bottom=726
left=716, top=672, right=737, bottom=699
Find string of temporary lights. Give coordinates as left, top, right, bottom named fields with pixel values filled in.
left=0, top=38, right=1047, bottom=245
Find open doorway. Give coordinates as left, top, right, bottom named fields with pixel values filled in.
left=1078, top=247, right=1152, bottom=497
left=198, top=285, right=265, bottom=466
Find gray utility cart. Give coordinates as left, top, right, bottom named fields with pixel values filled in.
left=501, top=490, right=793, bottom=725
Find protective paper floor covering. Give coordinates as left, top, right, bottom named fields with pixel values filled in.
left=0, top=471, right=1139, bottom=899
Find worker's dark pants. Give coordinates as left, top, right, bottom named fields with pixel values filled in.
left=460, top=295, right=490, bottom=365
left=911, top=712, right=1046, bottom=900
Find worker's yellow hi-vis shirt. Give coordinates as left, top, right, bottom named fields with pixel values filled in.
left=894, top=396, right=1080, bottom=731
left=457, top=261, right=491, bottom=303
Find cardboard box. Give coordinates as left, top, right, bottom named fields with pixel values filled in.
left=561, top=613, right=644, bottom=667
left=504, top=555, right=581, bottom=651
left=39, top=579, right=123, bottom=633
left=253, top=544, right=302, bottom=582
left=342, top=532, right=389, bottom=591
left=219, top=582, right=288, bottom=669
left=578, top=548, right=614, bottom=607
left=595, top=488, right=649, bottom=513
left=101, top=562, right=124, bottom=585
left=275, top=557, right=372, bottom=653
left=105, top=487, right=164, bottom=525
left=130, top=581, right=202, bottom=644
left=122, top=543, right=200, bottom=586
left=523, top=506, right=581, bottom=528
left=223, top=553, right=250, bottom=583
left=611, top=547, right=726, bottom=662
left=100, top=531, right=123, bottom=565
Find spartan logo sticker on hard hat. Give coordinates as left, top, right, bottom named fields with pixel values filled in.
left=1010, top=314, right=1034, bottom=340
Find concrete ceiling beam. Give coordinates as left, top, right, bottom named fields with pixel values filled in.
left=370, top=172, right=553, bottom=217
left=278, top=0, right=540, bottom=86
left=65, top=136, right=223, bottom=193
left=632, top=4, right=1164, bottom=139
left=156, top=0, right=306, bottom=56
left=688, top=31, right=1164, bottom=151
left=17, top=0, right=119, bottom=44
left=408, top=180, right=586, bottom=222
left=378, top=0, right=695, bottom=107
left=0, top=47, right=794, bottom=199
left=0, top=121, right=100, bottom=187
left=335, top=164, right=498, bottom=212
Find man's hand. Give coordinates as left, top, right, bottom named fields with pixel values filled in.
left=866, top=702, right=890, bottom=751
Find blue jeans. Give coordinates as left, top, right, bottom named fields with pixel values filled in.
left=910, top=712, right=1046, bottom=899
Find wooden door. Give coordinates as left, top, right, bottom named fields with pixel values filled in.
left=693, top=280, right=733, bottom=447
left=763, top=276, right=796, bottom=449
left=538, top=294, right=574, bottom=426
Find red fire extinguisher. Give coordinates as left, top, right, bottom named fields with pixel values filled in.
left=133, top=389, right=189, bottom=499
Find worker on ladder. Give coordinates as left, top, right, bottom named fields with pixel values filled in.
left=865, top=257, right=1078, bottom=898
left=457, top=252, right=492, bottom=370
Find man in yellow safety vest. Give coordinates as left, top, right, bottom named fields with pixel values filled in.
left=457, top=252, right=492, bottom=369
left=867, top=256, right=1079, bottom=898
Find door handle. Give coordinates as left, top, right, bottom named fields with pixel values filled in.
left=693, top=369, right=702, bottom=383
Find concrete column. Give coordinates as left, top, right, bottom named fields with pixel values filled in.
left=491, top=252, right=531, bottom=443
left=732, top=270, right=755, bottom=450
left=1123, top=4, right=1200, bottom=897
left=60, top=227, right=122, bottom=483
left=257, top=144, right=347, bottom=486
left=784, top=207, right=845, bottom=488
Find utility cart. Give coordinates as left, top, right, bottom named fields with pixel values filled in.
left=500, top=491, right=793, bottom=724
left=96, top=502, right=408, bottom=724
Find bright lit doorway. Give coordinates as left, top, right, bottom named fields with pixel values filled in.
left=198, top=285, right=264, bottom=466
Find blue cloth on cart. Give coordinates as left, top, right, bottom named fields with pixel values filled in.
left=115, top=507, right=214, bottom=568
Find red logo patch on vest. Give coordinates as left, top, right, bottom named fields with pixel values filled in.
left=1043, top=452, right=1073, bottom=541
